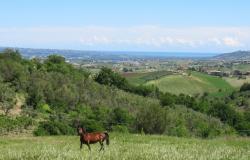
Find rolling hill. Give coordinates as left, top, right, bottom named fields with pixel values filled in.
left=213, top=50, right=250, bottom=60
left=140, top=72, right=234, bottom=96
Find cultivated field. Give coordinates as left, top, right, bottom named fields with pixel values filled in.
left=123, top=71, right=172, bottom=85
left=224, top=77, right=250, bottom=88
left=0, top=133, right=249, bottom=160
left=146, top=72, right=233, bottom=96
left=233, top=64, right=250, bottom=72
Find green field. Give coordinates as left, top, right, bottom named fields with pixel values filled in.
left=233, top=64, right=250, bottom=72
left=0, top=133, right=249, bottom=160
left=124, top=71, right=250, bottom=96
left=224, top=77, right=250, bottom=88
left=123, top=71, right=172, bottom=85
left=145, top=72, right=234, bottom=96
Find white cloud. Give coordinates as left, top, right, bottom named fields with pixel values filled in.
left=0, top=26, right=249, bottom=51
left=222, top=37, right=242, bottom=47
left=209, top=38, right=222, bottom=45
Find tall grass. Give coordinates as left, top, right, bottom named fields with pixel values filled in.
left=0, top=133, right=249, bottom=160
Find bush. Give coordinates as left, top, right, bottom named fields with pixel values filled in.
left=240, top=83, right=250, bottom=92
left=38, top=104, right=52, bottom=113
left=34, top=121, right=74, bottom=136
left=136, top=105, right=166, bottom=134
left=112, top=125, right=129, bottom=133
left=0, top=115, right=33, bottom=135
left=80, top=119, right=105, bottom=132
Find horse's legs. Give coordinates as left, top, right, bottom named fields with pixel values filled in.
left=86, top=143, right=91, bottom=151
left=80, top=141, right=83, bottom=150
left=99, top=141, right=104, bottom=151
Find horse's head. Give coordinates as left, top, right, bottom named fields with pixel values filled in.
left=77, top=126, right=86, bottom=135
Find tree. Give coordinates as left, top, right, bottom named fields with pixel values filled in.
left=0, top=79, right=16, bottom=115
left=159, top=92, right=175, bottom=106
left=0, top=48, right=22, bottom=61
left=208, top=102, right=238, bottom=126
left=95, top=67, right=129, bottom=90
left=136, top=105, right=166, bottom=134
left=240, top=83, right=250, bottom=92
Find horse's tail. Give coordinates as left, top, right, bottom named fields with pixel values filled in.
left=104, top=131, right=109, bottom=145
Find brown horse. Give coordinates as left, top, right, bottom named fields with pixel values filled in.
left=77, top=127, right=109, bottom=151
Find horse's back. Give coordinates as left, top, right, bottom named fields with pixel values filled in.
left=83, top=132, right=106, bottom=143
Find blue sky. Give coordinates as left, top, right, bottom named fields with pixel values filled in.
left=0, top=0, right=250, bottom=52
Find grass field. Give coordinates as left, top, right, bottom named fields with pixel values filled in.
left=0, top=133, right=249, bottom=160
left=145, top=72, right=234, bottom=96
left=233, top=64, right=250, bottom=72
left=224, top=77, right=250, bottom=88
left=122, top=71, right=172, bottom=85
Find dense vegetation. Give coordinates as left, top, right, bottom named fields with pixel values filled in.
left=0, top=115, right=33, bottom=135
left=95, top=66, right=250, bottom=136
left=0, top=49, right=249, bottom=138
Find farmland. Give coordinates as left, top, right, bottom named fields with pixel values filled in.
left=224, top=77, right=250, bottom=88
left=0, top=133, right=249, bottom=160
left=122, top=71, right=173, bottom=85
left=125, top=71, right=234, bottom=96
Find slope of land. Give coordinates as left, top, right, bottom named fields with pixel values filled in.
left=145, top=72, right=233, bottom=96
left=224, top=77, right=250, bottom=88
left=214, top=50, right=250, bottom=60
left=122, top=71, right=172, bottom=85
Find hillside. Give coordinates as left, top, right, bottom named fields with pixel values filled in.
left=1, top=49, right=250, bottom=138
left=0, top=49, right=235, bottom=138
left=213, top=50, right=250, bottom=60
left=123, top=71, right=172, bottom=85
left=127, top=71, right=234, bottom=96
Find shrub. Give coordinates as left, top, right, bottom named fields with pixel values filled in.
left=112, top=125, right=129, bottom=133
left=34, top=121, right=74, bottom=136
left=136, top=105, right=166, bottom=134
left=0, top=115, right=33, bottom=135
left=38, top=104, right=52, bottom=113
left=240, top=83, right=250, bottom=92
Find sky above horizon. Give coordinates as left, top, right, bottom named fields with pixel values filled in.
left=0, top=0, right=250, bottom=53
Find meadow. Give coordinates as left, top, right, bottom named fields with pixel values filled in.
left=123, top=71, right=172, bottom=85
left=233, top=64, right=250, bottom=72
left=145, top=72, right=234, bottom=96
left=224, top=77, right=250, bottom=88
left=0, top=133, right=249, bottom=160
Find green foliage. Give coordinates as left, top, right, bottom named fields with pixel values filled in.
left=0, top=80, right=16, bottom=115
left=95, top=67, right=160, bottom=97
left=165, top=106, right=233, bottom=138
left=240, top=83, right=250, bottom=92
left=95, top=67, right=129, bottom=90
left=0, top=49, right=244, bottom=137
left=38, top=104, right=52, bottom=113
left=159, top=92, right=176, bottom=106
left=133, top=85, right=160, bottom=97
left=209, top=103, right=236, bottom=125
left=0, top=115, right=33, bottom=135
left=111, top=108, right=133, bottom=125
left=0, top=48, right=22, bottom=61
left=34, top=121, right=75, bottom=136
left=136, top=105, right=167, bottom=134
left=112, top=125, right=129, bottom=133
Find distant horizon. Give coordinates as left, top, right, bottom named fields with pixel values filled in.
left=0, top=45, right=235, bottom=58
